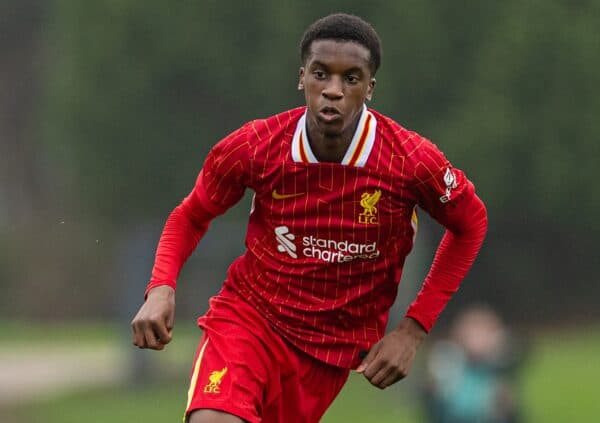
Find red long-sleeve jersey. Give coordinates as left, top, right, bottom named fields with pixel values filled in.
left=146, top=105, right=487, bottom=369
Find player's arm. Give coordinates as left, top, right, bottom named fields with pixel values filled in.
left=358, top=139, right=488, bottom=388
left=131, top=124, right=251, bottom=350
left=359, top=189, right=487, bottom=388
left=131, top=184, right=218, bottom=350
left=405, top=187, right=488, bottom=331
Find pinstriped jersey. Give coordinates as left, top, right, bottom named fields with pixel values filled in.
left=196, top=105, right=473, bottom=368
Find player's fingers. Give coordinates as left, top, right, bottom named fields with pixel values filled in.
left=368, top=361, right=394, bottom=387
left=131, top=320, right=147, bottom=348
left=152, top=319, right=172, bottom=345
left=143, top=325, right=163, bottom=350
left=362, top=355, right=386, bottom=380
left=379, top=370, right=404, bottom=389
left=356, top=343, right=381, bottom=373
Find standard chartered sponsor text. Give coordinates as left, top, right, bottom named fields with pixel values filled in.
left=301, top=235, right=380, bottom=263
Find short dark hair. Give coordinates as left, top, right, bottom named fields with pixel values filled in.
left=300, top=13, right=382, bottom=75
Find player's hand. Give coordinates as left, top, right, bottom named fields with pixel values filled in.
left=356, top=317, right=426, bottom=389
left=131, top=285, right=175, bottom=350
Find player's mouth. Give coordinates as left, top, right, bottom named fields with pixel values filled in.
left=318, top=106, right=342, bottom=123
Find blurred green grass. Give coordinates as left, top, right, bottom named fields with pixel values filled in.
left=5, top=375, right=421, bottom=423
left=2, top=323, right=600, bottom=422
left=520, top=327, right=600, bottom=421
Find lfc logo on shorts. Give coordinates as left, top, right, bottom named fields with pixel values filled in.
left=358, top=190, right=381, bottom=224
left=204, top=367, right=228, bottom=394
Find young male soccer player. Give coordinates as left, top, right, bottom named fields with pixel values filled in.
left=131, top=13, right=488, bottom=423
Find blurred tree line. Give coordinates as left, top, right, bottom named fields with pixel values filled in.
left=1, top=1, right=598, bottom=327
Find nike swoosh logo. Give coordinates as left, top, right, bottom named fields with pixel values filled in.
left=272, top=190, right=305, bottom=200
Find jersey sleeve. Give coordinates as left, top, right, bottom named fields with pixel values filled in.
left=144, top=123, right=252, bottom=296
left=405, top=136, right=488, bottom=331
left=194, top=122, right=252, bottom=215
left=410, top=137, right=475, bottom=229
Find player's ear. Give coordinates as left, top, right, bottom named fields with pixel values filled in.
left=366, top=77, right=376, bottom=101
left=298, top=67, right=305, bottom=91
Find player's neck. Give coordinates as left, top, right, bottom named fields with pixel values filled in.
left=306, top=116, right=360, bottom=163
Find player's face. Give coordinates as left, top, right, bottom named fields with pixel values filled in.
left=299, top=40, right=376, bottom=138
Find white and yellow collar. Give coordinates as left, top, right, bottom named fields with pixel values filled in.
left=291, top=104, right=377, bottom=167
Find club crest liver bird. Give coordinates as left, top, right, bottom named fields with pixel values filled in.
left=204, top=367, right=228, bottom=393
left=358, top=190, right=382, bottom=224
left=360, top=190, right=381, bottom=216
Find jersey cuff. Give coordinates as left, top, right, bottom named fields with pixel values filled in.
left=404, top=311, right=432, bottom=333
left=144, top=280, right=176, bottom=299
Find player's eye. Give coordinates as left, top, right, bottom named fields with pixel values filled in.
left=346, top=75, right=359, bottom=84
left=313, top=70, right=327, bottom=80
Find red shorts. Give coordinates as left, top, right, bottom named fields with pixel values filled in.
left=184, top=288, right=349, bottom=423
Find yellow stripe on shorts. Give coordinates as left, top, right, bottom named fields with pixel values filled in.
left=410, top=208, right=418, bottom=243
left=184, top=338, right=209, bottom=420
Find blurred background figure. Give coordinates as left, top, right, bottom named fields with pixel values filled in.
left=423, top=306, right=522, bottom=423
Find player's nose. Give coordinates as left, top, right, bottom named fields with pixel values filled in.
left=322, top=76, right=344, bottom=100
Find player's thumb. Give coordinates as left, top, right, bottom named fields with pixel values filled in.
left=166, top=308, right=175, bottom=331
left=159, top=310, right=175, bottom=344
